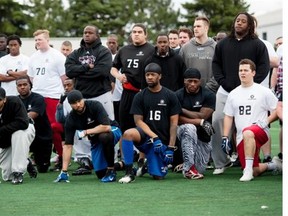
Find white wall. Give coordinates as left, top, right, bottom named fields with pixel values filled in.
left=256, top=9, right=283, bottom=45
left=20, top=37, right=107, bottom=57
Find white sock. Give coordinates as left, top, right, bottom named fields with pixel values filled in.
left=245, top=157, right=254, bottom=171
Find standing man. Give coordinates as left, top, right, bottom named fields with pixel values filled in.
left=111, top=23, right=154, bottom=132
left=17, top=76, right=53, bottom=173
left=65, top=25, right=114, bottom=120
left=0, top=34, right=8, bottom=58
left=212, top=12, right=270, bottom=175
left=222, top=59, right=281, bottom=181
left=118, top=63, right=182, bottom=183
left=0, top=35, right=29, bottom=96
left=168, top=29, right=181, bottom=54
left=106, top=34, right=118, bottom=59
left=60, top=40, right=73, bottom=57
left=107, top=34, right=121, bottom=124
left=180, top=16, right=218, bottom=93
left=28, top=29, right=66, bottom=173
left=144, top=33, right=186, bottom=91
left=178, top=27, right=193, bottom=47
left=176, top=68, right=215, bottom=179
left=0, top=87, right=35, bottom=184
left=54, top=90, right=121, bottom=183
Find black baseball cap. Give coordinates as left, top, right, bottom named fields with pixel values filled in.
left=67, top=90, right=83, bottom=104
left=0, top=87, right=6, bottom=100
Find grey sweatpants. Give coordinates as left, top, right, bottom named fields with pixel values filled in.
left=0, top=124, right=35, bottom=181
left=211, top=90, right=232, bottom=168
left=177, top=124, right=212, bottom=174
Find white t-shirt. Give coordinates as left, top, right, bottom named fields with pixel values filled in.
left=224, top=83, right=278, bottom=145
left=28, top=48, right=65, bottom=99
left=0, top=53, right=29, bottom=96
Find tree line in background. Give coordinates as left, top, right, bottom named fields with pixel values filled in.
left=0, top=0, right=249, bottom=45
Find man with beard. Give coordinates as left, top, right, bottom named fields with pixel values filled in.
left=118, top=63, right=181, bottom=183
left=54, top=90, right=121, bottom=183
left=176, top=68, right=215, bottom=179
left=211, top=12, right=270, bottom=175
left=17, top=76, right=52, bottom=173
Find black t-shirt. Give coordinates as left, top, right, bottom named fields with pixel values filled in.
left=65, top=100, right=113, bottom=145
left=19, top=92, right=52, bottom=141
left=113, top=43, right=154, bottom=89
left=176, top=87, right=216, bottom=142
left=131, top=87, right=182, bottom=145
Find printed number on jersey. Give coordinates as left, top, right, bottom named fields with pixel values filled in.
left=149, top=110, right=161, bottom=121
left=239, top=105, right=251, bottom=115
left=36, top=67, right=45, bottom=75
left=127, top=59, right=139, bottom=68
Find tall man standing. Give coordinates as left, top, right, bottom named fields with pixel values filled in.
left=111, top=23, right=154, bottom=132
left=65, top=25, right=114, bottom=120
left=28, top=29, right=66, bottom=172
left=179, top=16, right=218, bottom=93
left=211, top=12, right=270, bottom=175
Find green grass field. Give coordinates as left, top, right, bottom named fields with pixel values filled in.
left=0, top=123, right=282, bottom=216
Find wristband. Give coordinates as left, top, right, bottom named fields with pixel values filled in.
left=200, top=119, right=204, bottom=126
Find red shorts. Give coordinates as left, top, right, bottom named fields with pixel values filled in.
left=237, top=125, right=269, bottom=169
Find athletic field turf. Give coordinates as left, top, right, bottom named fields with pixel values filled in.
left=0, top=123, right=282, bottom=216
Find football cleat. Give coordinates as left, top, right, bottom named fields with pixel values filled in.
left=101, top=170, right=116, bottom=183
left=184, top=165, right=203, bottom=180
left=11, top=172, right=24, bottom=184
left=136, top=158, right=148, bottom=177
left=239, top=169, right=254, bottom=182
left=27, top=158, right=38, bottom=178
left=118, top=174, right=135, bottom=183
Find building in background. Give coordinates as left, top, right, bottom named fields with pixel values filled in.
left=255, top=9, right=282, bottom=45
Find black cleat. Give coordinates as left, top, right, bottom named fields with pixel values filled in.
left=11, top=172, right=24, bottom=184
left=27, top=158, right=38, bottom=178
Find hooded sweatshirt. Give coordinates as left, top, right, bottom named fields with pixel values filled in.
left=65, top=38, right=112, bottom=98
left=179, top=37, right=218, bottom=93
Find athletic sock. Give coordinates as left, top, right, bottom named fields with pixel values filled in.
left=245, top=157, right=254, bottom=171
left=122, top=139, right=134, bottom=165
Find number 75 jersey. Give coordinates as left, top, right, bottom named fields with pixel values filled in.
left=130, top=87, right=182, bottom=144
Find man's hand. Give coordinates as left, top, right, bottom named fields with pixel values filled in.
left=200, top=120, right=215, bottom=136
left=221, top=136, right=232, bottom=155
left=163, top=146, right=174, bottom=165
left=59, top=94, right=67, bottom=104
left=152, top=137, right=166, bottom=153
left=54, top=171, right=69, bottom=183
left=76, top=130, right=86, bottom=139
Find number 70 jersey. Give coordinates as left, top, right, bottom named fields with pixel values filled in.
left=28, top=48, right=66, bottom=99
left=130, top=87, right=182, bottom=145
